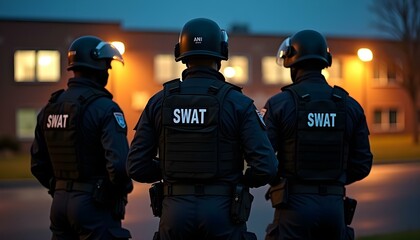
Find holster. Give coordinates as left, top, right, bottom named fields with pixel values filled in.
left=92, top=179, right=127, bottom=220
left=112, top=195, right=128, bottom=220
left=230, top=185, right=254, bottom=224
left=149, top=181, right=164, bottom=217
left=92, top=179, right=108, bottom=204
left=344, top=196, right=357, bottom=225
left=265, top=178, right=288, bottom=208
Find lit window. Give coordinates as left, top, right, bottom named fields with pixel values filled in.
left=221, top=56, right=249, bottom=85
left=16, top=108, right=38, bottom=139
left=14, top=50, right=60, bottom=82
left=261, top=56, right=291, bottom=85
left=372, top=108, right=404, bottom=132
left=154, top=54, right=184, bottom=83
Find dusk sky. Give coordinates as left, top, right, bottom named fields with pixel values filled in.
left=0, top=0, right=391, bottom=39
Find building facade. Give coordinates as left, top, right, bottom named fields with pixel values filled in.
left=0, top=19, right=418, bottom=152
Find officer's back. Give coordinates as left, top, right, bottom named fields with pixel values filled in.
left=127, top=18, right=278, bottom=240
left=263, top=30, right=373, bottom=240
left=31, top=35, right=133, bottom=240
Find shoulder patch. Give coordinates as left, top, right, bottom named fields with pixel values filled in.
left=113, top=112, right=127, bottom=129
left=255, top=109, right=267, bottom=128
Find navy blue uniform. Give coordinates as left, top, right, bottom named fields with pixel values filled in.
left=263, top=72, right=373, bottom=240
left=127, top=67, right=278, bottom=240
left=31, top=77, right=132, bottom=240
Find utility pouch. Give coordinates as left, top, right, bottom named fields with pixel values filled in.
left=92, top=179, right=108, bottom=205
left=149, top=181, right=164, bottom=217
left=344, top=196, right=357, bottom=225
left=230, top=185, right=254, bottom=224
left=265, top=178, right=287, bottom=208
left=112, top=195, right=127, bottom=220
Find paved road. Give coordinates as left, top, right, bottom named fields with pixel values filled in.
left=1, top=162, right=419, bottom=240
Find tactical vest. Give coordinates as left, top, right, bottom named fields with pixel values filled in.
left=282, top=83, right=349, bottom=181
left=160, top=78, right=241, bottom=180
left=42, top=88, right=110, bottom=180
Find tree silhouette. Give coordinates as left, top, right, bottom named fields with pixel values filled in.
left=370, top=0, right=420, bottom=144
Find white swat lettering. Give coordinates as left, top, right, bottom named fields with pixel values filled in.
left=173, top=108, right=206, bottom=124
left=47, top=114, right=68, bottom=128
left=307, top=113, right=336, bottom=127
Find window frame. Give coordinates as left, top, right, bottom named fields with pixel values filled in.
left=372, top=107, right=404, bottom=132
left=153, top=54, right=184, bottom=84
left=15, top=107, right=39, bottom=139
left=261, top=56, right=291, bottom=85
left=14, top=49, right=61, bottom=83
left=372, top=60, right=402, bottom=87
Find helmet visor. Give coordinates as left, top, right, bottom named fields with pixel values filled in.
left=276, top=37, right=290, bottom=66
left=94, top=41, right=124, bottom=64
left=221, top=29, right=228, bottom=43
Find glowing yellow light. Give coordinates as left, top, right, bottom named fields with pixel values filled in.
left=234, top=67, right=243, bottom=78
left=111, top=41, right=125, bottom=55
left=357, top=48, right=373, bottom=62
left=322, top=69, right=330, bottom=80
left=224, top=66, right=236, bottom=78
left=38, top=56, right=52, bottom=66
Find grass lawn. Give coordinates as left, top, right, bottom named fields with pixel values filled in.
left=369, top=134, right=420, bottom=163
left=0, top=153, right=33, bottom=179
left=357, top=230, right=420, bottom=240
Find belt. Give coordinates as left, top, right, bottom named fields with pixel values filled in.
left=163, top=184, right=232, bottom=196
left=55, top=180, right=97, bottom=192
left=288, top=184, right=345, bottom=196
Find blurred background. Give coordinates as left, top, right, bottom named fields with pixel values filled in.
left=1, top=0, right=419, bottom=239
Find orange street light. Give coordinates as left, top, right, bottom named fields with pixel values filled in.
left=358, top=48, right=373, bottom=62
left=111, top=41, right=125, bottom=55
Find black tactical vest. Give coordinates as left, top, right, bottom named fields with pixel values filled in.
left=160, top=78, right=241, bottom=180
left=282, top=83, right=349, bottom=181
left=42, top=88, right=110, bottom=180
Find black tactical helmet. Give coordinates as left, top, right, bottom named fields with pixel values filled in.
left=276, top=30, right=332, bottom=68
left=174, top=18, right=228, bottom=63
left=67, top=35, right=124, bottom=71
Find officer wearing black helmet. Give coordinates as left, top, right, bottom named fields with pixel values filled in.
left=127, top=18, right=278, bottom=240
left=262, top=30, right=373, bottom=240
left=31, top=35, right=133, bottom=239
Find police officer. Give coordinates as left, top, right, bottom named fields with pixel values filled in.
left=262, top=30, right=373, bottom=240
left=31, top=35, right=133, bottom=240
left=127, top=18, right=278, bottom=240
